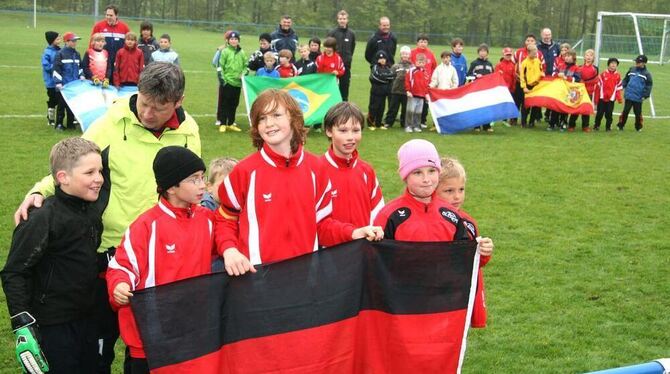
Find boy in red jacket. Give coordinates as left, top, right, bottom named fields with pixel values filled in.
left=568, top=49, right=598, bottom=132
left=276, top=49, right=298, bottom=78
left=593, top=57, right=623, bottom=131
left=405, top=53, right=429, bottom=133
left=495, top=47, right=517, bottom=126
left=315, top=37, right=345, bottom=78
left=113, top=32, right=144, bottom=88
left=107, top=146, right=215, bottom=373
left=215, top=90, right=383, bottom=276
left=321, top=102, right=384, bottom=227
left=436, top=156, right=494, bottom=328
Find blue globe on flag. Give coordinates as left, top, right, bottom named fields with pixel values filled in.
left=288, top=89, right=310, bottom=113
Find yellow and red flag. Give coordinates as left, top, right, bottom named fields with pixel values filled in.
left=525, top=77, right=594, bottom=115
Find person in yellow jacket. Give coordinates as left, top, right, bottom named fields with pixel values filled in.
left=13, top=61, right=201, bottom=373
left=519, top=44, right=544, bottom=127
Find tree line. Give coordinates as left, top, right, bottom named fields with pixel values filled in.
left=5, top=0, right=670, bottom=46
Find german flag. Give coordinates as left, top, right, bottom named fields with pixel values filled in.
left=130, top=239, right=480, bottom=374
left=524, top=77, right=594, bottom=115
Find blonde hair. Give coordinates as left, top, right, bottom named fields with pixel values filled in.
left=50, top=137, right=101, bottom=182
left=560, top=43, right=571, bottom=50
left=92, top=33, right=105, bottom=42
left=125, top=31, right=138, bottom=41
left=584, top=48, right=595, bottom=56
left=439, top=156, right=466, bottom=183
left=208, top=157, right=238, bottom=183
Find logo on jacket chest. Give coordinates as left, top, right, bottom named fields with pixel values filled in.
left=263, top=193, right=272, bottom=202
left=331, top=189, right=338, bottom=198
left=166, top=243, right=176, bottom=253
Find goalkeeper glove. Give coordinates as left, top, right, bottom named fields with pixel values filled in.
left=102, top=78, right=110, bottom=88
left=11, top=312, right=49, bottom=374
left=93, top=77, right=101, bottom=86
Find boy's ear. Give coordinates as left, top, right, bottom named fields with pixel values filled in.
left=55, top=169, right=69, bottom=186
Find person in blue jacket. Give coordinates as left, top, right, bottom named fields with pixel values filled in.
left=617, top=54, right=653, bottom=132
left=42, top=31, right=61, bottom=127
left=53, top=32, right=85, bottom=131
left=450, top=38, right=467, bottom=86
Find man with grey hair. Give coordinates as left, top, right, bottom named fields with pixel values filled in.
left=14, top=61, right=201, bottom=373
left=365, top=16, right=397, bottom=65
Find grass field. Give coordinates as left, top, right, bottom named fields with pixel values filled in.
left=0, top=11, right=669, bottom=374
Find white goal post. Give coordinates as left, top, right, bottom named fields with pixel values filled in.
left=594, top=11, right=670, bottom=118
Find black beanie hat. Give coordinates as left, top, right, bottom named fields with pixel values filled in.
left=153, top=146, right=206, bottom=192
left=45, top=31, right=59, bottom=45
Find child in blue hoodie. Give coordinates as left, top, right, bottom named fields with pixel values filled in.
left=450, top=38, right=467, bottom=87
left=41, top=31, right=61, bottom=127
left=617, top=54, right=653, bottom=132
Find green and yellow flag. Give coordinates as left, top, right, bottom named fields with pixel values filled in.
left=242, top=74, right=343, bottom=126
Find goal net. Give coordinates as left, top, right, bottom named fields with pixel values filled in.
left=594, top=12, right=670, bottom=118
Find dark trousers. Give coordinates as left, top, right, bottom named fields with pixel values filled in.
left=124, top=348, right=149, bottom=374
left=549, top=111, right=568, bottom=128
left=57, top=91, right=76, bottom=128
left=420, top=99, right=429, bottom=125
left=96, top=277, right=120, bottom=374
left=217, top=84, right=241, bottom=126
left=384, top=93, right=407, bottom=127
left=46, top=87, right=59, bottom=110
left=520, top=83, right=540, bottom=126
left=40, top=317, right=98, bottom=374
left=618, top=99, right=643, bottom=130
left=513, top=81, right=525, bottom=118
left=368, top=92, right=388, bottom=127
left=568, top=114, right=590, bottom=129
left=594, top=101, right=615, bottom=129
left=339, top=65, right=352, bottom=101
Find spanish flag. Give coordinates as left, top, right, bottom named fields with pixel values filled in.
left=242, top=74, right=342, bottom=126
left=524, top=77, right=594, bottom=115
left=131, top=239, right=480, bottom=374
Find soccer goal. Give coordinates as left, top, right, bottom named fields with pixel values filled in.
left=594, top=12, right=670, bottom=118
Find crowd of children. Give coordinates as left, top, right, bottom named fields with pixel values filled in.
left=40, top=20, right=181, bottom=132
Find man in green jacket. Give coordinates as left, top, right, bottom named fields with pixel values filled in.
left=13, top=61, right=201, bottom=373
left=216, top=31, right=248, bottom=133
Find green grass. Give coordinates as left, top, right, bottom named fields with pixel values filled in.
left=1, top=11, right=669, bottom=374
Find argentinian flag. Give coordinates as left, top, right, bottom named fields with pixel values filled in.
left=60, top=80, right=138, bottom=132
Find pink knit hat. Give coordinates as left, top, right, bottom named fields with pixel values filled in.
left=397, top=139, right=442, bottom=180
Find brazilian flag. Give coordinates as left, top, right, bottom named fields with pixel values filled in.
left=242, top=74, right=342, bottom=126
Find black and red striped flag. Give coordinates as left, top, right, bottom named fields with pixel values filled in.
left=130, top=239, right=480, bottom=374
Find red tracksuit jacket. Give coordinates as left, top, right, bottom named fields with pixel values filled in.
left=494, top=59, right=516, bottom=93
left=315, top=52, right=345, bottom=78
left=85, top=48, right=109, bottom=80
left=276, top=64, right=298, bottom=78
left=374, top=192, right=489, bottom=327
left=579, top=63, right=599, bottom=96
left=113, top=45, right=144, bottom=86
left=405, top=66, right=429, bottom=98
left=594, top=69, right=623, bottom=104
left=552, top=55, right=566, bottom=76
left=106, top=199, right=216, bottom=358
left=321, top=147, right=384, bottom=227
left=410, top=47, right=438, bottom=77
left=216, top=144, right=355, bottom=265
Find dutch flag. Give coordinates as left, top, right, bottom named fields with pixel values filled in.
left=429, top=74, right=519, bottom=134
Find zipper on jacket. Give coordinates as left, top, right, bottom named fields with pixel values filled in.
left=39, top=264, right=55, bottom=304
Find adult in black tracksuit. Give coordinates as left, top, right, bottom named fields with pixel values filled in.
left=365, top=16, right=397, bottom=66
left=270, top=16, right=299, bottom=57
left=327, top=10, right=356, bottom=101
left=1, top=186, right=103, bottom=374
left=537, top=28, right=560, bottom=122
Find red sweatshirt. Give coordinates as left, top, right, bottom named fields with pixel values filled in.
left=276, top=64, right=298, bottom=78
left=113, top=45, right=144, bottom=86
left=552, top=55, right=566, bottom=76
left=321, top=147, right=384, bottom=227
left=106, top=199, right=216, bottom=358
left=494, top=59, right=516, bottom=93
left=405, top=66, right=429, bottom=98
left=594, top=69, right=623, bottom=104
left=315, top=52, right=345, bottom=78
left=215, top=144, right=355, bottom=265
left=579, top=63, right=599, bottom=96
left=410, top=47, right=438, bottom=77
left=85, top=48, right=109, bottom=80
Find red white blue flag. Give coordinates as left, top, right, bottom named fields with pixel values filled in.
left=429, top=73, right=519, bottom=134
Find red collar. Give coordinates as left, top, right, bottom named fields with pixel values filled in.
left=325, top=146, right=358, bottom=169
left=149, top=111, right=180, bottom=137
left=158, top=197, right=198, bottom=219
left=260, top=143, right=304, bottom=168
